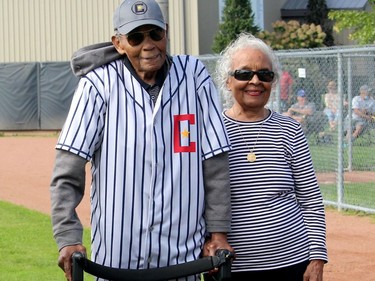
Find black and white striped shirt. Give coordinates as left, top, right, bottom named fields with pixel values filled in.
left=223, top=110, right=327, bottom=272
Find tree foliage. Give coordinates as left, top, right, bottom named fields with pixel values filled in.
left=307, top=0, right=334, bottom=46
left=212, top=0, right=259, bottom=54
left=328, top=0, right=375, bottom=44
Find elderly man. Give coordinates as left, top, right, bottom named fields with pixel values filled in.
left=346, top=84, right=374, bottom=140
left=50, top=1, right=233, bottom=280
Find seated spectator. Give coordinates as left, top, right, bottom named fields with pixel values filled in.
left=283, top=89, right=316, bottom=133
left=345, top=84, right=374, bottom=141
left=323, top=80, right=339, bottom=131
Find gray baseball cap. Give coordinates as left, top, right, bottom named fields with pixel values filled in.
left=113, top=0, right=166, bottom=35
left=360, top=84, right=370, bottom=93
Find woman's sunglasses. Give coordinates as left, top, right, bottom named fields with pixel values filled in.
left=229, top=69, right=275, bottom=82
left=126, top=27, right=165, bottom=46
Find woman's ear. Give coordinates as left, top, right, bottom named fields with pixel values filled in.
left=112, top=35, right=126, bottom=55
left=226, top=79, right=231, bottom=91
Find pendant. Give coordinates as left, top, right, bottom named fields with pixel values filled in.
left=247, top=153, right=256, bottom=162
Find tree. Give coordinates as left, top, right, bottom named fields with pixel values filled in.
left=212, top=0, right=259, bottom=54
left=328, top=0, right=375, bottom=44
left=307, top=0, right=334, bottom=46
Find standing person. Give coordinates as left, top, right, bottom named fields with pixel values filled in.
left=214, top=33, right=327, bottom=281
left=50, top=1, right=233, bottom=280
left=279, top=69, right=294, bottom=112
left=323, top=80, right=339, bottom=131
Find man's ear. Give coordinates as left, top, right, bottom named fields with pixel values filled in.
left=111, top=35, right=126, bottom=55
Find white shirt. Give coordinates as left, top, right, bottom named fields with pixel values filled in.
left=57, top=55, right=231, bottom=279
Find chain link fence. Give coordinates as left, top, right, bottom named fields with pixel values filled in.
left=0, top=47, right=374, bottom=213
left=200, top=46, right=375, bottom=214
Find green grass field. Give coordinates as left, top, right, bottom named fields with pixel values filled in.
left=0, top=201, right=93, bottom=281
left=308, top=140, right=375, bottom=172
left=320, top=182, right=375, bottom=209
left=309, top=136, right=375, bottom=209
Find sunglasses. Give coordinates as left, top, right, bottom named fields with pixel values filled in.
left=229, top=69, right=275, bottom=82
left=126, top=27, right=165, bottom=46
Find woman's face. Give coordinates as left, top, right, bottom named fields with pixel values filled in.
left=327, top=81, right=336, bottom=92
left=227, top=47, right=273, bottom=111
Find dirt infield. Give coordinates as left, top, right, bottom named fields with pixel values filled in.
left=1, top=134, right=375, bottom=280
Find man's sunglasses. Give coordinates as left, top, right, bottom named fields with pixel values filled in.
left=126, top=27, right=165, bottom=46
left=229, top=69, right=275, bottom=82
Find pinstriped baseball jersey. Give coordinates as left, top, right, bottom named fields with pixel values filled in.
left=56, top=55, right=231, bottom=279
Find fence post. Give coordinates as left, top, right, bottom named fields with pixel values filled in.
left=337, top=53, right=344, bottom=211
left=346, top=57, right=353, bottom=172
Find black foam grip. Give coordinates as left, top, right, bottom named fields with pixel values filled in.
left=72, top=252, right=222, bottom=281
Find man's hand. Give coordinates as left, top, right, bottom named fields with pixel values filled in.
left=203, top=233, right=234, bottom=257
left=202, top=233, right=234, bottom=276
left=58, top=244, right=86, bottom=281
left=303, top=259, right=325, bottom=281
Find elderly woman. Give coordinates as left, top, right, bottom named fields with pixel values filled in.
left=215, top=33, right=328, bottom=281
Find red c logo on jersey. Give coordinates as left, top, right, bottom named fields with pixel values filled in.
left=174, top=114, right=196, bottom=153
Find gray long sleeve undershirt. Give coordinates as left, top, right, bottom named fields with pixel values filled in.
left=50, top=150, right=87, bottom=251
left=50, top=149, right=231, bottom=250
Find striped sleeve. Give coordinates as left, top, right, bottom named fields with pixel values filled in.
left=291, top=127, right=328, bottom=261
left=188, top=56, right=231, bottom=159
left=56, top=73, right=107, bottom=159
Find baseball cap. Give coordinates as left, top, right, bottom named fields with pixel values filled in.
left=113, top=0, right=166, bottom=35
left=360, top=84, right=370, bottom=93
left=297, top=89, right=306, bottom=97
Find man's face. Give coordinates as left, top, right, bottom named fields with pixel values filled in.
left=297, top=95, right=307, bottom=103
left=360, top=88, right=369, bottom=99
left=113, top=24, right=168, bottom=81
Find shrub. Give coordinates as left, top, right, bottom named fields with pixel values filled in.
left=257, top=20, right=327, bottom=50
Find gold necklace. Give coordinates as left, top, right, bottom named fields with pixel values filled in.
left=232, top=108, right=264, bottom=163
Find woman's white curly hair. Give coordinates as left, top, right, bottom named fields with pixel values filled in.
left=215, top=32, right=280, bottom=109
